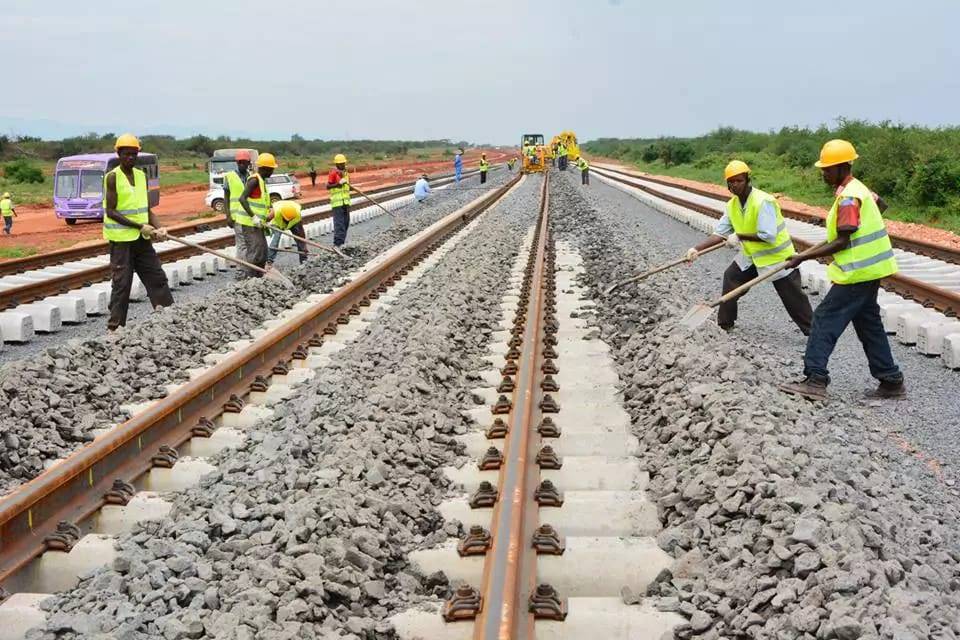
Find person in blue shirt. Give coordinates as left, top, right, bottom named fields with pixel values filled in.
left=454, top=148, right=463, bottom=184
left=414, top=174, right=431, bottom=203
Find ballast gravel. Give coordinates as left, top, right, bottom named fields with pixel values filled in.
left=550, top=172, right=960, bottom=640
left=25, top=174, right=539, bottom=639
left=0, top=171, right=512, bottom=496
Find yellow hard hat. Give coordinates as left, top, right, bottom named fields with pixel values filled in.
left=815, top=139, right=858, bottom=168
left=276, top=200, right=300, bottom=221
left=114, top=133, right=141, bottom=151
left=258, top=153, right=278, bottom=168
left=1, top=193, right=9, bottom=199
left=333, top=153, right=347, bottom=164
left=724, top=160, right=751, bottom=180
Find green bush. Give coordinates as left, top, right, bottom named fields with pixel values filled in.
left=3, top=159, right=44, bottom=184
left=908, top=154, right=960, bottom=207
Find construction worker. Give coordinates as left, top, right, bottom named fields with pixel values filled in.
left=223, top=150, right=253, bottom=262
left=414, top=173, right=431, bottom=202
left=327, top=153, right=351, bottom=252
left=551, top=144, right=557, bottom=167
left=237, top=152, right=276, bottom=277
left=577, top=156, right=590, bottom=185
left=507, top=157, right=517, bottom=172
left=780, top=140, right=903, bottom=401
left=0, top=192, right=16, bottom=235
left=454, top=148, right=464, bottom=184
left=687, top=160, right=812, bottom=335
left=103, top=134, right=174, bottom=330
left=479, top=153, right=489, bottom=184
left=266, top=200, right=308, bottom=266
left=308, top=165, right=318, bottom=187
left=557, top=141, right=569, bottom=171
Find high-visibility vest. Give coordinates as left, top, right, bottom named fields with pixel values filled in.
left=246, top=174, right=271, bottom=222
left=224, top=170, right=255, bottom=226
left=558, top=145, right=568, bottom=157
left=577, top=157, right=589, bottom=170
left=330, top=171, right=351, bottom=207
left=270, top=203, right=302, bottom=230
left=102, top=167, right=149, bottom=242
left=826, top=178, right=897, bottom=284
left=726, top=188, right=795, bottom=268
left=0, top=198, right=12, bottom=217
left=480, top=158, right=489, bottom=172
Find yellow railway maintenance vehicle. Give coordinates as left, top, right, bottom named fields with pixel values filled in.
left=521, top=133, right=547, bottom=174
left=555, top=130, right=581, bottom=162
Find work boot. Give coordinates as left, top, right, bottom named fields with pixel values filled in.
left=864, top=379, right=906, bottom=399
left=779, top=376, right=828, bottom=401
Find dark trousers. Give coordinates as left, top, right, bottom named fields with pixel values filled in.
left=581, top=169, right=589, bottom=185
left=107, top=237, right=174, bottom=330
left=267, top=222, right=307, bottom=264
left=2, top=217, right=11, bottom=234
left=718, top=262, right=812, bottom=334
left=480, top=171, right=487, bottom=184
left=333, top=205, right=350, bottom=247
left=239, top=225, right=268, bottom=276
left=803, top=279, right=902, bottom=385
left=310, top=175, right=317, bottom=186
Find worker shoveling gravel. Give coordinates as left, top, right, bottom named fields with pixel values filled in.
left=0, top=172, right=512, bottom=496
left=549, top=172, right=960, bottom=640
left=24, top=175, right=541, bottom=640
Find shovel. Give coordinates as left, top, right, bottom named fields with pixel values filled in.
left=163, top=233, right=295, bottom=287
left=604, top=243, right=724, bottom=295
left=350, top=184, right=398, bottom=219
left=271, top=227, right=345, bottom=258
left=678, top=242, right=827, bottom=329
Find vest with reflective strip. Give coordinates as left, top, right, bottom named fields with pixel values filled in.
left=102, top=167, right=149, bottom=242
left=248, top=174, right=271, bottom=222
left=330, top=171, right=351, bottom=207
left=0, top=199, right=12, bottom=217
left=479, top=159, right=489, bottom=172
left=558, top=145, right=568, bottom=157
left=224, top=170, right=252, bottom=225
left=577, top=157, right=589, bottom=170
left=270, top=206, right=302, bottom=230
left=826, top=178, right=897, bottom=284
left=726, top=188, right=795, bottom=268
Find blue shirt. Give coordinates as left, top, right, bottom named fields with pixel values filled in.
left=454, top=154, right=462, bottom=169
left=414, top=178, right=430, bottom=200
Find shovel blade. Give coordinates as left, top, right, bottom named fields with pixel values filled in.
left=264, top=266, right=295, bottom=288
left=679, top=303, right=714, bottom=329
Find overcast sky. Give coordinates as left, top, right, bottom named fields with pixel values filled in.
left=3, top=0, right=958, bottom=144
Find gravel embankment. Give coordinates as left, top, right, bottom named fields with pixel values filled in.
left=0, top=172, right=512, bottom=496
left=551, top=171, right=960, bottom=640
left=25, top=174, right=540, bottom=640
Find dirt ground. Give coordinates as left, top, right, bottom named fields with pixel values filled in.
left=0, top=150, right=510, bottom=257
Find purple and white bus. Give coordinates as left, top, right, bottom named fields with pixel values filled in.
left=53, top=153, right=160, bottom=225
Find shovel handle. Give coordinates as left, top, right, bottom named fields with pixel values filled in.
left=272, top=227, right=340, bottom=256
left=350, top=184, right=398, bottom=218
left=164, top=234, right=269, bottom=275
left=714, top=241, right=827, bottom=305
left=607, top=243, right=725, bottom=293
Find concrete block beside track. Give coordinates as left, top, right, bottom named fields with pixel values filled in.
left=0, top=312, right=32, bottom=343
left=16, top=303, right=62, bottom=333
left=943, top=334, right=960, bottom=368
left=46, top=295, right=87, bottom=324
left=917, top=320, right=960, bottom=355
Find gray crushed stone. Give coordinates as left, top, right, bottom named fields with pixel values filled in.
left=0, top=172, right=512, bottom=496
left=25, top=175, right=541, bottom=640
left=550, top=172, right=960, bottom=640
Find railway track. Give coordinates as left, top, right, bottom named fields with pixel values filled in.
left=0, top=172, right=522, bottom=636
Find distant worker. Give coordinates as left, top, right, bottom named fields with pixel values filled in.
left=223, top=150, right=253, bottom=261
left=266, top=200, right=308, bottom=267
left=327, top=153, right=351, bottom=253
left=103, top=134, right=174, bottom=330
left=454, top=147, right=464, bottom=184
left=687, top=160, right=812, bottom=335
left=479, top=153, right=489, bottom=184
left=237, top=152, right=277, bottom=277
left=557, top=141, right=569, bottom=171
left=414, top=173, right=431, bottom=202
left=507, top=157, right=517, bottom=172
left=0, top=192, right=16, bottom=235
left=308, top=166, right=318, bottom=187
left=577, top=156, right=590, bottom=185
left=551, top=144, right=557, bottom=167
left=780, top=140, right=903, bottom=401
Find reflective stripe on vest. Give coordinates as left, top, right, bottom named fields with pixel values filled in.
left=330, top=171, right=351, bottom=208
left=0, top=199, right=12, bottom=216
left=102, top=167, right=149, bottom=242
left=224, top=170, right=252, bottom=226
left=826, top=178, right=898, bottom=284
left=578, top=158, right=589, bottom=170
left=726, top=188, right=795, bottom=268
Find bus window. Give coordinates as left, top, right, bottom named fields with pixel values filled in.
left=55, top=170, right=80, bottom=198
left=80, top=171, right=104, bottom=199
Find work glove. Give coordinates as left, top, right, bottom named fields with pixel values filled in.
left=725, top=234, right=740, bottom=248
left=140, top=223, right=157, bottom=240
left=253, top=216, right=265, bottom=228
left=154, top=227, right=169, bottom=241
left=685, top=248, right=699, bottom=262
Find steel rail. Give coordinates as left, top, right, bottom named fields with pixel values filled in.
left=0, top=172, right=521, bottom=589
left=594, top=166, right=960, bottom=317
left=593, top=163, right=960, bottom=267
left=0, top=170, right=489, bottom=311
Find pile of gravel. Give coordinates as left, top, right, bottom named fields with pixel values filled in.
left=0, top=172, right=512, bottom=496
left=26, top=176, right=540, bottom=640
left=549, top=173, right=960, bottom=640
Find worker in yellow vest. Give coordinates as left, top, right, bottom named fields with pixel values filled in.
left=557, top=142, right=568, bottom=171
left=326, top=153, right=351, bottom=255
left=266, top=200, right=308, bottom=266
left=687, top=160, right=812, bottom=335
left=577, top=156, right=590, bottom=185
left=222, top=149, right=253, bottom=264
left=0, top=192, right=15, bottom=235
left=102, top=134, right=174, bottom=330
left=779, top=140, right=903, bottom=401
left=237, top=152, right=277, bottom=276
left=479, top=153, right=489, bottom=184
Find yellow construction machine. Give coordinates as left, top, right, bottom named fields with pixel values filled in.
left=521, top=133, right=547, bottom=174
left=554, top=130, right=580, bottom=162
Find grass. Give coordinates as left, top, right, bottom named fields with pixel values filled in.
left=0, top=245, right=39, bottom=259
left=616, top=152, right=960, bottom=235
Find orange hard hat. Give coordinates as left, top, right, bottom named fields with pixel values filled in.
left=236, top=150, right=251, bottom=161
